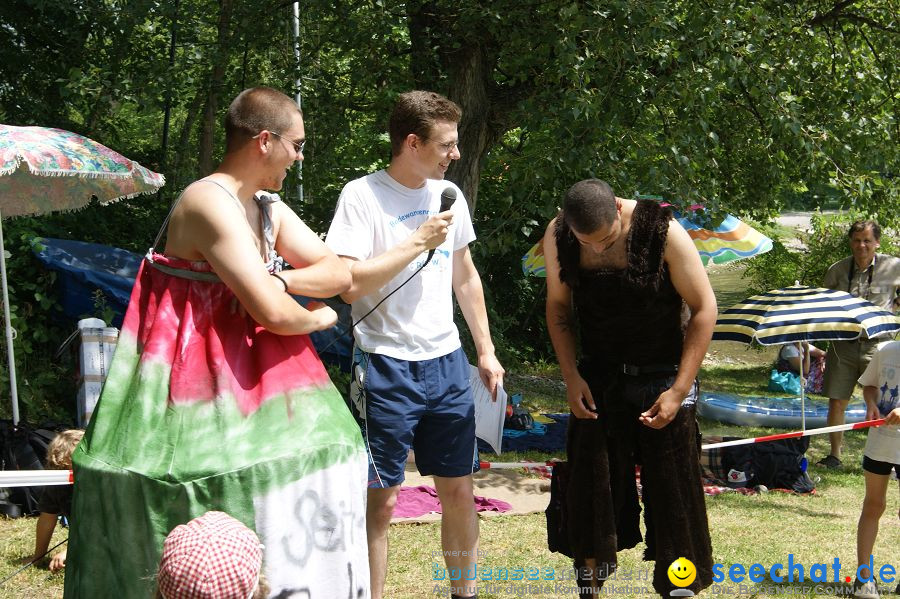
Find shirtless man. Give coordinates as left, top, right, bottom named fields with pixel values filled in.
left=543, top=179, right=716, bottom=597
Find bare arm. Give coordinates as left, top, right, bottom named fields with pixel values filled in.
left=167, top=187, right=337, bottom=335
left=801, top=342, right=811, bottom=377
left=863, top=385, right=881, bottom=421
left=639, top=219, right=717, bottom=428
left=32, top=512, right=56, bottom=562
left=543, top=219, right=596, bottom=419
left=452, top=246, right=504, bottom=399
left=339, top=211, right=453, bottom=304
left=270, top=202, right=351, bottom=298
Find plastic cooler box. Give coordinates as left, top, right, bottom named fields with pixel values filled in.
left=75, top=318, right=119, bottom=427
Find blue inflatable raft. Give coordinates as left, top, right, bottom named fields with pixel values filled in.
left=698, top=391, right=868, bottom=429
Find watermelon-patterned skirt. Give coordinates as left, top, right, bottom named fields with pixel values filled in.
left=64, top=254, right=369, bottom=598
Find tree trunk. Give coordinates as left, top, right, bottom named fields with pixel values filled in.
left=197, top=0, right=234, bottom=177
left=444, top=45, right=505, bottom=215
left=172, top=90, right=207, bottom=191
left=407, top=2, right=523, bottom=215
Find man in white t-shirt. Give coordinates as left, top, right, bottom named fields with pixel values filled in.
left=325, top=90, right=504, bottom=599
left=853, top=340, right=900, bottom=599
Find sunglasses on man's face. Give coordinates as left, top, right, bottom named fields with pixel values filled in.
left=254, top=130, right=305, bottom=154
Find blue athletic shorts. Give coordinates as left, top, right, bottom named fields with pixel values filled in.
left=347, top=346, right=479, bottom=488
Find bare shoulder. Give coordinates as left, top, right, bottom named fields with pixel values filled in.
left=543, top=216, right=568, bottom=294
left=173, top=181, right=226, bottom=219
left=664, top=217, right=694, bottom=254
left=165, top=182, right=243, bottom=258
left=663, top=217, right=708, bottom=279
left=268, top=198, right=320, bottom=243
left=666, top=215, right=688, bottom=235
left=545, top=216, right=559, bottom=238
left=543, top=216, right=560, bottom=260
left=267, top=196, right=301, bottom=224
left=179, top=182, right=248, bottom=231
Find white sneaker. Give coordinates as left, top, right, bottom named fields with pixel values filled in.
left=853, top=580, right=879, bottom=599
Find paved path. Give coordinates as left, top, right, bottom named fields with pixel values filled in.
left=775, top=211, right=814, bottom=231
left=774, top=210, right=839, bottom=249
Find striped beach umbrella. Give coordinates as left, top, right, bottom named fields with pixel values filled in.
left=713, top=284, right=900, bottom=345
left=713, top=283, right=900, bottom=430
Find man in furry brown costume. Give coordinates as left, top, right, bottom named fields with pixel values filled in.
left=543, top=179, right=717, bottom=597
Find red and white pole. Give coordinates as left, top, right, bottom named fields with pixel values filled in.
left=0, top=469, right=73, bottom=487
left=701, top=418, right=885, bottom=451
left=477, top=460, right=558, bottom=472
left=0, top=421, right=888, bottom=485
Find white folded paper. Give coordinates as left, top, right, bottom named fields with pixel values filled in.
left=470, top=364, right=508, bottom=455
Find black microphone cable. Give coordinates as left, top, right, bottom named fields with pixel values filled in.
left=0, top=538, right=68, bottom=587
left=316, top=187, right=457, bottom=355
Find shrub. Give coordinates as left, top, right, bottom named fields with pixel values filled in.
left=743, top=210, right=897, bottom=295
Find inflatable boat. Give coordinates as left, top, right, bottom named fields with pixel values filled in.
left=698, top=391, right=868, bottom=429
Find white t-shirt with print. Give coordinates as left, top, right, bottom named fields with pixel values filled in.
left=857, top=340, right=900, bottom=464
left=325, top=170, right=475, bottom=361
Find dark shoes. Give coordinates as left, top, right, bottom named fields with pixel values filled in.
left=816, top=455, right=843, bottom=469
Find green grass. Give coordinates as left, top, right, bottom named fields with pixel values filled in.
left=709, top=261, right=759, bottom=311
left=3, top=243, right=899, bottom=598
left=0, top=517, right=67, bottom=598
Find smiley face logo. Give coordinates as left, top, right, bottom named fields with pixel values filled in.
left=667, top=557, right=696, bottom=588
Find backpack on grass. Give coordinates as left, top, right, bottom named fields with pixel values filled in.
left=721, top=436, right=815, bottom=494
left=0, top=420, right=65, bottom=517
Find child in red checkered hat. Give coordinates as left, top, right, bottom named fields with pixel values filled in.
left=155, top=511, right=268, bottom=599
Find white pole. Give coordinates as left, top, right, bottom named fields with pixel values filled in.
left=0, top=469, right=72, bottom=488
left=291, top=1, right=305, bottom=203
left=0, top=213, right=20, bottom=426
left=798, top=341, right=805, bottom=431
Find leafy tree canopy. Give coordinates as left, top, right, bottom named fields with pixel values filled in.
left=0, top=0, right=897, bottom=419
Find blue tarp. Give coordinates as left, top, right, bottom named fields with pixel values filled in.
left=476, top=414, right=568, bottom=454
left=32, top=237, right=141, bottom=328
left=32, top=237, right=352, bottom=370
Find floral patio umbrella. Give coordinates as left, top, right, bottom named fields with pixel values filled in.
left=0, top=124, right=165, bottom=424
left=677, top=211, right=773, bottom=266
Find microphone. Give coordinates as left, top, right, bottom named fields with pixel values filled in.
left=439, top=186, right=457, bottom=213
left=426, top=187, right=457, bottom=263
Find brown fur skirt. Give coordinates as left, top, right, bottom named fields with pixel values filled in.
left=564, top=373, right=713, bottom=597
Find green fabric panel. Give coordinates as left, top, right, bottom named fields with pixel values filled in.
left=64, top=331, right=365, bottom=598
left=65, top=436, right=363, bottom=598
left=78, top=334, right=361, bottom=480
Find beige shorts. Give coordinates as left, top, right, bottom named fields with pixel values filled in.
left=822, top=339, right=879, bottom=400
